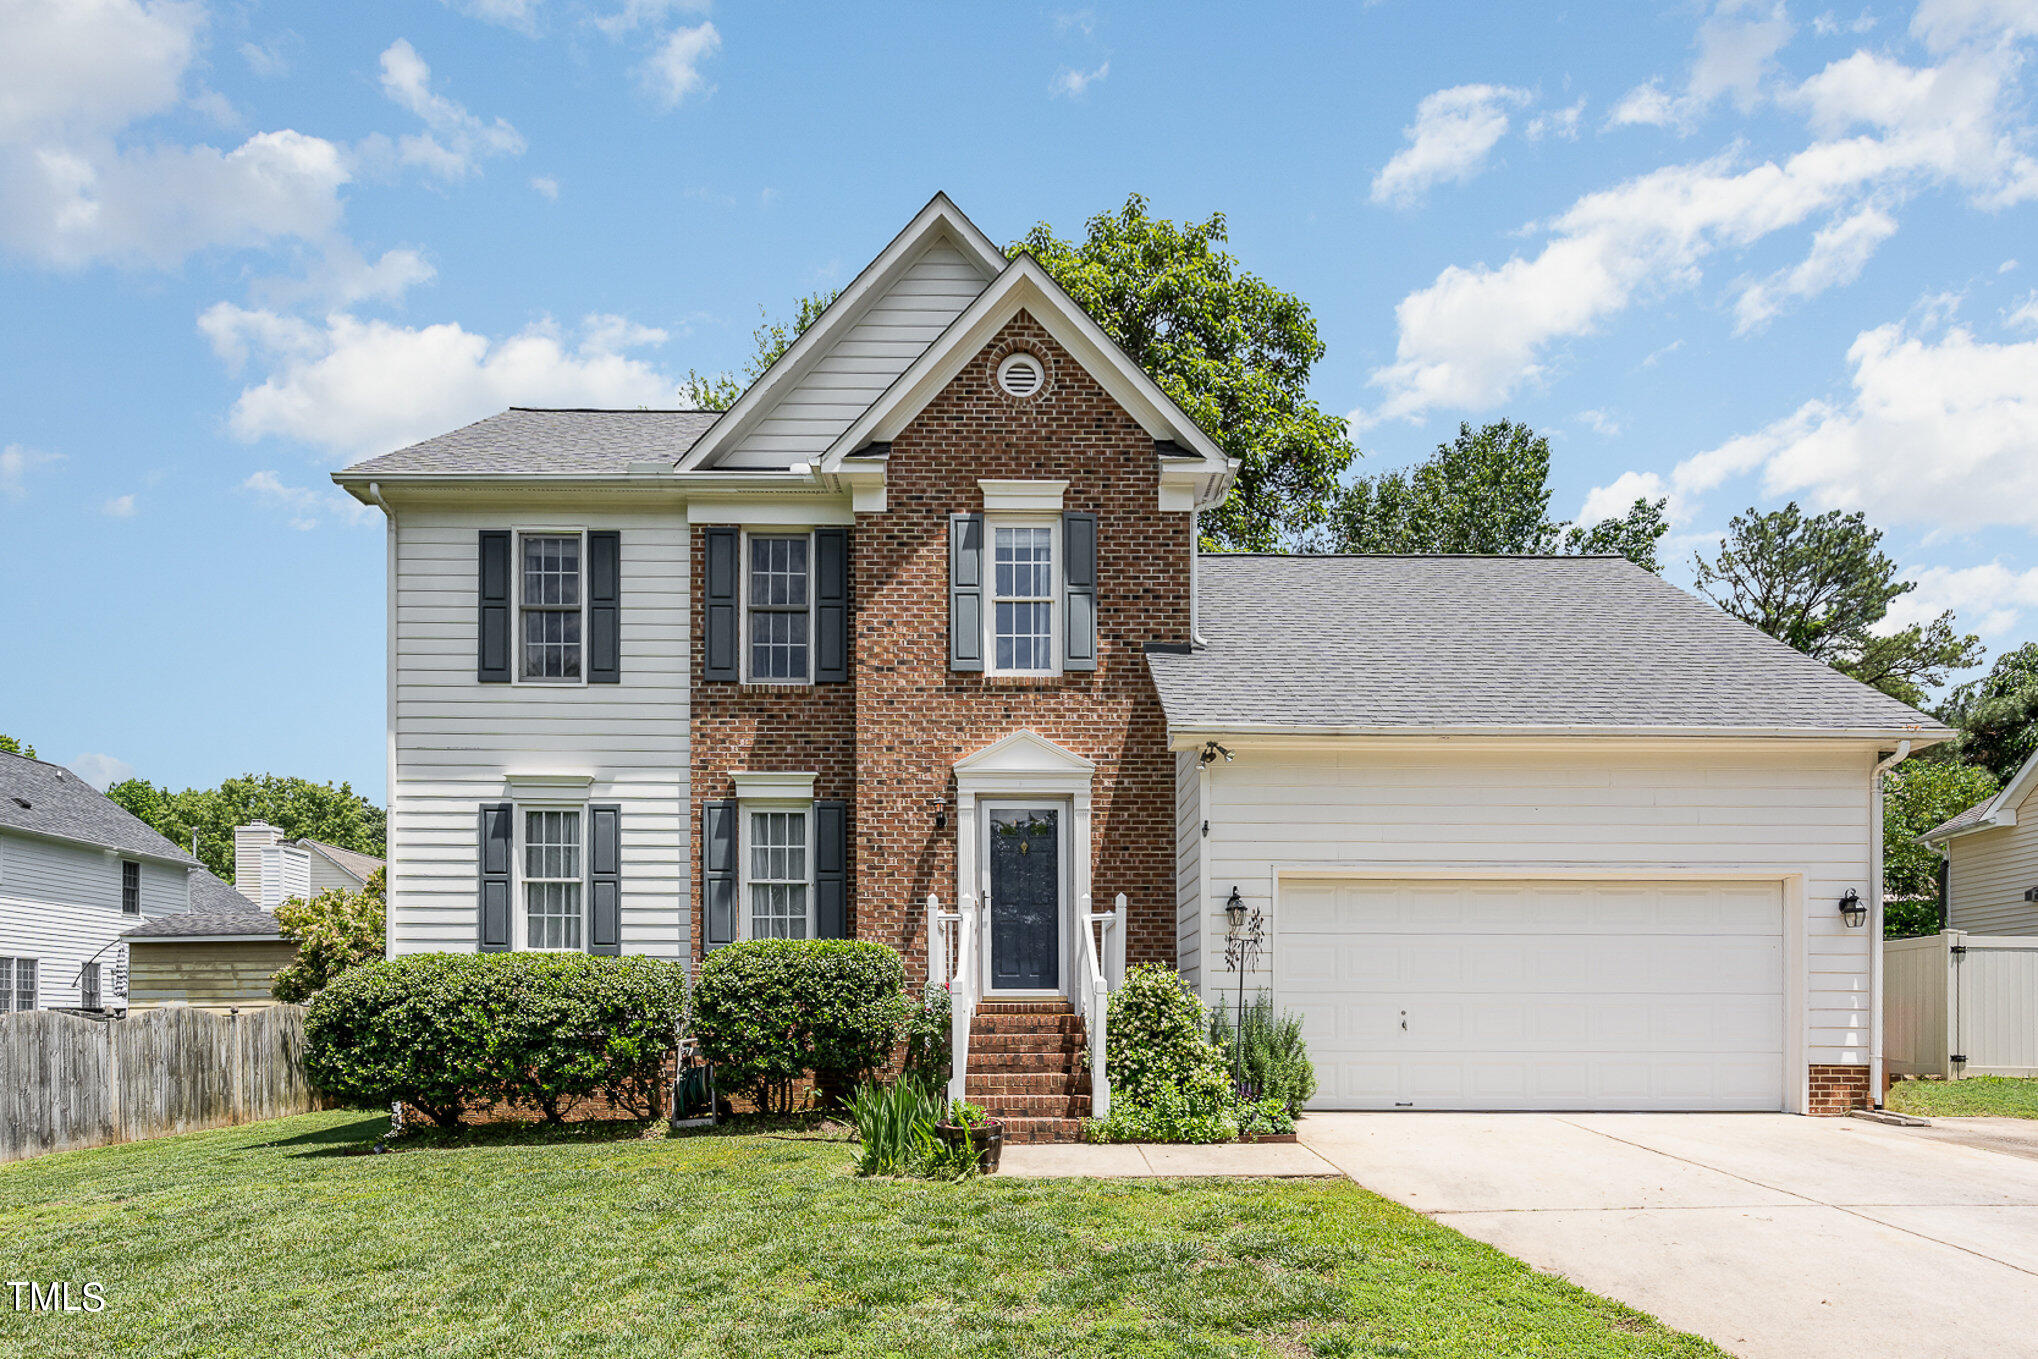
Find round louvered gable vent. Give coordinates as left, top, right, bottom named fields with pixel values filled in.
left=997, top=352, right=1044, bottom=398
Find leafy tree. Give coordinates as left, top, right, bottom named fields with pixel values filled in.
left=107, top=774, right=385, bottom=882
left=1941, top=642, right=2038, bottom=782
left=1313, top=420, right=1670, bottom=571
left=683, top=289, right=841, bottom=411
left=272, top=869, right=387, bottom=1002
left=1882, top=762, right=1999, bottom=937
left=1013, top=195, right=1357, bottom=550
left=1693, top=503, right=1982, bottom=706
left=0, top=735, right=35, bottom=759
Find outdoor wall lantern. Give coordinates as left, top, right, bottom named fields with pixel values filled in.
left=1224, top=886, right=1247, bottom=937
left=1837, top=887, right=1867, bottom=928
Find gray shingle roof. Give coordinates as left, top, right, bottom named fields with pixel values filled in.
left=1921, top=795, right=1996, bottom=841
left=296, top=838, right=385, bottom=882
left=0, top=752, right=200, bottom=864
left=190, top=872, right=265, bottom=916
left=337, top=408, right=721, bottom=478
left=124, top=905, right=282, bottom=940
left=1146, top=555, right=1950, bottom=735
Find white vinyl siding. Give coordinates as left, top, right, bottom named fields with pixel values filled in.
left=1175, top=748, right=1202, bottom=990
left=0, top=830, right=188, bottom=1009
left=384, top=505, right=688, bottom=959
left=722, top=240, right=992, bottom=468
left=1185, top=741, right=1883, bottom=1075
left=1945, top=782, right=2038, bottom=935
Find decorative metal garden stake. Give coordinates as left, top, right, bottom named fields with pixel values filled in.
left=1222, top=887, right=1263, bottom=1098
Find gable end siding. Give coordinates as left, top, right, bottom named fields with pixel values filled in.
left=1947, top=782, right=2038, bottom=934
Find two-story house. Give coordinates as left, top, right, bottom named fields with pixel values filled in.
left=0, top=751, right=262, bottom=1012
left=336, top=194, right=1944, bottom=1134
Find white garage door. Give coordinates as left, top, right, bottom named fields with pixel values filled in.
left=1278, top=878, right=1785, bottom=1111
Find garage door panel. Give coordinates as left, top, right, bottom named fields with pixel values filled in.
left=1278, top=878, right=1785, bottom=1112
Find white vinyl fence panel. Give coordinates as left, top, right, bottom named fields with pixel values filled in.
left=1883, top=932, right=2038, bottom=1079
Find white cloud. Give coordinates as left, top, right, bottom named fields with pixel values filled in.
left=0, top=444, right=63, bottom=499
left=1053, top=10, right=1097, bottom=39
left=1609, top=81, right=1680, bottom=128
left=592, top=0, right=707, bottom=38
left=375, top=39, right=524, bottom=180
left=1662, top=318, right=2038, bottom=535
left=207, top=307, right=680, bottom=460
left=640, top=21, right=720, bottom=108
left=239, top=35, right=293, bottom=79
left=1911, top=0, right=2038, bottom=53
left=1371, top=84, right=1531, bottom=207
left=1575, top=407, right=1623, bottom=437
left=1609, top=0, right=1796, bottom=130
left=1050, top=61, right=1111, bottom=100
left=1733, top=201, right=1899, bottom=332
left=1886, top=561, right=2038, bottom=636
left=2006, top=290, right=2038, bottom=328
left=1813, top=11, right=1878, bottom=37
left=241, top=469, right=376, bottom=530
left=439, top=0, right=543, bottom=35
left=101, top=493, right=137, bottom=517
left=1525, top=98, right=1586, bottom=141
left=66, top=753, right=135, bottom=791
left=1579, top=469, right=1689, bottom=525
left=530, top=174, right=560, bottom=200
left=0, top=0, right=202, bottom=142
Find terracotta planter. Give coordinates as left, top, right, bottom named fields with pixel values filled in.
left=935, top=1119, right=1004, bottom=1173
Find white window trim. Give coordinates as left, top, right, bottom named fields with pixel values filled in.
left=513, top=527, right=590, bottom=688
left=120, top=859, right=141, bottom=915
left=738, top=799, right=817, bottom=941
left=81, top=961, right=101, bottom=1010
left=513, top=802, right=588, bottom=952
left=739, top=527, right=817, bottom=686
left=978, top=479, right=1067, bottom=512
left=984, top=515, right=1061, bottom=678
left=1, top=956, right=37, bottom=1012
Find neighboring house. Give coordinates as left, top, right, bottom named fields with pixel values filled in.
left=1921, top=748, right=2038, bottom=935
left=333, top=194, right=1945, bottom=1131
left=233, top=821, right=383, bottom=909
left=0, top=750, right=256, bottom=1012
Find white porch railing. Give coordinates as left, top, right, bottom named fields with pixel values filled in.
left=1078, top=893, right=1126, bottom=1119
left=927, top=892, right=981, bottom=1104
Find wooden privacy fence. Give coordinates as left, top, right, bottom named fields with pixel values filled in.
left=1885, top=931, right=2038, bottom=1079
left=1, top=1005, right=322, bottom=1163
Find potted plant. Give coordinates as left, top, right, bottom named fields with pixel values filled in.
left=934, top=1099, right=1004, bottom=1173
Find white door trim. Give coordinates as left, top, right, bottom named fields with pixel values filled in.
left=978, top=797, right=1072, bottom=998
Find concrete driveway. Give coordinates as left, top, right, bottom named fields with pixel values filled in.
left=1300, top=1112, right=2038, bottom=1359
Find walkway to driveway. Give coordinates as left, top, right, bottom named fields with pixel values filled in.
left=1300, top=1112, right=2038, bottom=1359
left=998, top=1138, right=1338, bottom=1177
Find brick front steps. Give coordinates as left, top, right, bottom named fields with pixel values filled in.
left=965, top=999, right=1090, bottom=1143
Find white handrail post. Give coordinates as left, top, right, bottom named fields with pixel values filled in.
left=947, top=893, right=976, bottom=1104
left=1109, top=892, right=1127, bottom=984
left=925, top=893, right=945, bottom=989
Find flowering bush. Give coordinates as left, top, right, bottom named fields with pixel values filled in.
left=1104, top=963, right=1232, bottom=1110
left=271, top=869, right=386, bottom=1003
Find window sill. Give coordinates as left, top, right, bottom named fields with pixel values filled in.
left=733, top=682, right=828, bottom=696
left=980, top=673, right=1078, bottom=689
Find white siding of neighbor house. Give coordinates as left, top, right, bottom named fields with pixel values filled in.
left=0, top=831, right=189, bottom=1008
left=386, top=505, right=689, bottom=958
left=305, top=851, right=364, bottom=897
left=1182, top=740, right=1883, bottom=1071
left=1946, top=782, right=2038, bottom=935
left=721, top=239, right=992, bottom=468
left=1175, top=748, right=1202, bottom=991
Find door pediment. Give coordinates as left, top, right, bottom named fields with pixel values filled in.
left=955, top=730, right=1095, bottom=796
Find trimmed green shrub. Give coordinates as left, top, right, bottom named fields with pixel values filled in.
left=302, top=953, right=687, bottom=1128
left=1085, top=1083, right=1239, bottom=1144
left=1236, top=1095, right=1296, bottom=1136
left=690, top=939, right=911, bottom=1114
left=1105, top=963, right=1231, bottom=1111
left=901, top=982, right=952, bottom=1090
left=1208, top=992, right=1318, bottom=1116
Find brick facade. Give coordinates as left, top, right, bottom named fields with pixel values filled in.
left=1807, top=1063, right=1872, bottom=1115
left=690, top=310, right=1191, bottom=983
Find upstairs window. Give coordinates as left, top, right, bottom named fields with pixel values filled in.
left=81, top=962, right=101, bottom=1011
left=520, top=532, right=584, bottom=682
left=747, top=534, right=811, bottom=683
left=991, top=524, right=1056, bottom=674
left=121, top=860, right=140, bottom=915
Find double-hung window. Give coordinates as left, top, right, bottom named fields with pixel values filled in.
left=746, top=807, right=811, bottom=939
left=0, top=957, right=35, bottom=1012
left=520, top=532, right=584, bottom=682
left=522, top=808, right=583, bottom=950
left=990, top=523, right=1056, bottom=674
left=121, top=860, right=140, bottom=915
left=746, top=533, right=811, bottom=682
left=81, top=962, right=101, bottom=1011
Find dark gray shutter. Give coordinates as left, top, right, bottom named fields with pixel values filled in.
left=949, top=513, right=983, bottom=671
left=478, top=531, right=512, bottom=683
left=703, top=526, right=739, bottom=682
left=588, top=804, right=621, bottom=955
left=588, top=531, right=621, bottom=684
left=703, top=799, right=738, bottom=950
left=478, top=803, right=513, bottom=951
left=814, top=527, right=849, bottom=683
left=815, top=799, right=847, bottom=939
left=1062, top=511, right=1098, bottom=672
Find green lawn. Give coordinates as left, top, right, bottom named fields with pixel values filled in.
left=0, top=1111, right=1723, bottom=1359
left=1886, top=1076, right=2038, bottom=1119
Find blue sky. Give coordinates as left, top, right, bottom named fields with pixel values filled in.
left=4, top=0, right=2036, bottom=800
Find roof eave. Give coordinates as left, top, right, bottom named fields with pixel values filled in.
left=1163, top=721, right=1956, bottom=749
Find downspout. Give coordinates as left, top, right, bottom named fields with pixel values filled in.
left=1189, top=517, right=1207, bottom=648
left=366, top=482, right=397, bottom=952
left=1869, top=740, right=1911, bottom=1106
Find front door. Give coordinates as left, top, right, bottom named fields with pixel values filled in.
left=986, top=804, right=1061, bottom=991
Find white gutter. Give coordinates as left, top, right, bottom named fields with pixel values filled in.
left=1166, top=723, right=1954, bottom=746
left=1869, top=740, right=1911, bottom=1106
left=366, top=483, right=398, bottom=894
